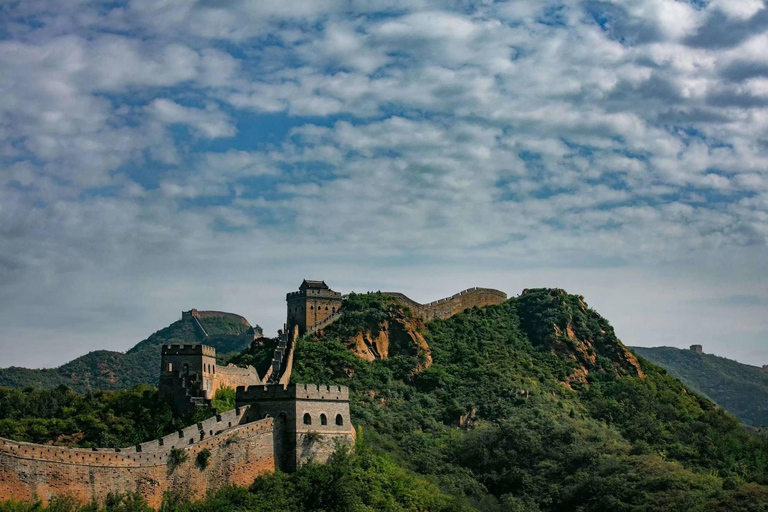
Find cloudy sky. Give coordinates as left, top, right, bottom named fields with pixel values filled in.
left=1, top=0, right=767, bottom=369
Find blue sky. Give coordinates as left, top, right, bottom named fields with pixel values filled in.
left=1, top=0, right=767, bottom=368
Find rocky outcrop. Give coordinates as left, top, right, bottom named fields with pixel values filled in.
left=349, top=316, right=431, bottom=370
left=518, top=289, right=644, bottom=388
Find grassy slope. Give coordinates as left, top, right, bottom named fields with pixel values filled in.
left=290, top=290, right=768, bottom=511
left=631, top=346, right=768, bottom=427
left=0, top=314, right=254, bottom=393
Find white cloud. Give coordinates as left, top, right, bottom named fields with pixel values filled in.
left=1, top=0, right=768, bottom=368
left=708, top=0, right=765, bottom=20
left=146, top=99, right=236, bottom=139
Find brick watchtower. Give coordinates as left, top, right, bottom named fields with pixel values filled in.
left=286, top=280, right=342, bottom=335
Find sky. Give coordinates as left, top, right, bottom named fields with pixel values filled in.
left=1, top=0, right=767, bottom=369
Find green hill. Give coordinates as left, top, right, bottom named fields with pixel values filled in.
left=285, top=289, right=768, bottom=511
left=630, top=346, right=768, bottom=427
left=0, top=313, right=257, bottom=393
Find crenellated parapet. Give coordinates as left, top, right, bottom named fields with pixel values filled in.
left=162, top=344, right=216, bottom=357
left=237, top=383, right=349, bottom=402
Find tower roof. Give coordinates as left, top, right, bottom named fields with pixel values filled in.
left=300, top=279, right=329, bottom=290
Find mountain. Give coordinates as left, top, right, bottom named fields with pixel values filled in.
left=4, top=289, right=768, bottom=511
left=287, top=289, right=768, bottom=511
left=0, top=311, right=257, bottom=393
left=631, top=345, right=768, bottom=427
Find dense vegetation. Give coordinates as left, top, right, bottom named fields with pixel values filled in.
left=0, top=314, right=256, bottom=393
left=632, top=345, right=768, bottom=427
left=287, top=290, right=768, bottom=511
left=0, top=385, right=208, bottom=448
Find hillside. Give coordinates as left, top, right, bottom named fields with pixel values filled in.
left=287, top=289, right=768, bottom=511
left=0, top=313, right=257, bottom=393
left=631, top=346, right=768, bottom=427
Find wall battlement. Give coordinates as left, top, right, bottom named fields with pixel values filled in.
left=162, top=344, right=216, bottom=357
left=236, top=384, right=349, bottom=402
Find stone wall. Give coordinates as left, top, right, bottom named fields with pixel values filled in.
left=214, top=364, right=262, bottom=394
left=385, top=287, right=508, bottom=322
left=0, top=412, right=275, bottom=509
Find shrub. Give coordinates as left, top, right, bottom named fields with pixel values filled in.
left=196, top=448, right=211, bottom=469
left=167, top=447, right=188, bottom=470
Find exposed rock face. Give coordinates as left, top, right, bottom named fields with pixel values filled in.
left=518, top=288, right=644, bottom=388
left=348, top=317, right=432, bottom=371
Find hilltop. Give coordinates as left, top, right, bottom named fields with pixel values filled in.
left=0, top=311, right=259, bottom=393
left=631, top=346, right=768, bottom=427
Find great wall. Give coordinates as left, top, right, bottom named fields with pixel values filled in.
left=0, top=410, right=274, bottom=509
left=384, top=287, right=508, bottom=322
left=0, top=280, right=507, bottom=508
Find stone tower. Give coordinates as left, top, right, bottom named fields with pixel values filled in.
left=235, top=383, right=355, bottom=471
left=286, top=280, right=342, bottom=335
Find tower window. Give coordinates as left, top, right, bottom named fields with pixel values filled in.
left=336, top=414, right=344, bottom=426
left=303, top=413, right=312, bottom=425
left=320, top=414, right=327, bottom=425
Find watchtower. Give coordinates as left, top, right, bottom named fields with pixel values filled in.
left=286, top=280, right=342, bottom=335
left=690, top=344, right=703, bottom=355
left=236, top=383, right=354, bottom=471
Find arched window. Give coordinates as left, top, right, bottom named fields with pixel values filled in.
left=325, top=306, right=329, bottom=310
left=166, top=363, right=173, bottom=372
left=303, top=413, right=312, bottom=425
left=332, top=307, right=336, bottom=313
left=320, top=414, right=327, bottom=425
left=335, top=414, right=344, bottom=426
left=310, top=305, right=314, bottom=310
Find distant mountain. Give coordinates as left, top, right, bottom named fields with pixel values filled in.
left=631, top=346, right=768, bottom=427
left=0, top=312, right=258, bottom=392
